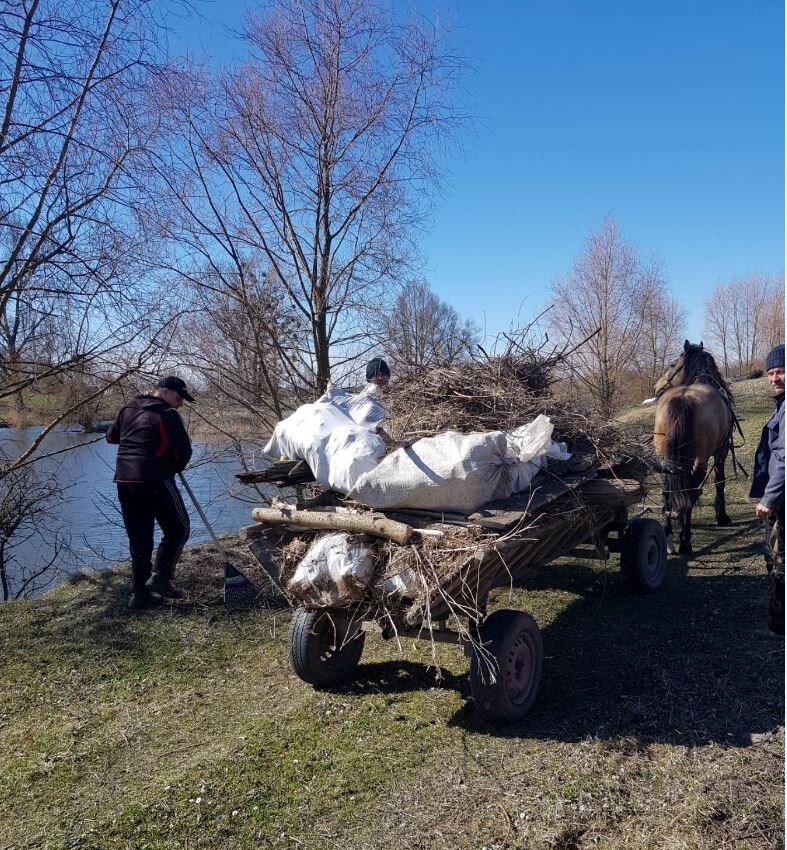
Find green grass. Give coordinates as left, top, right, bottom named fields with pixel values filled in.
left=1, top=377, right=783, bottom=849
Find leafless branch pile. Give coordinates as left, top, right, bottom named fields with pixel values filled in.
left=383, top=339, right=647, bottom=466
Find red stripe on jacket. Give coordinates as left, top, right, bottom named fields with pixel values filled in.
left=155, top=416, right=170, bottom=459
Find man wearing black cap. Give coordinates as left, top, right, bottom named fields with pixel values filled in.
left=107, top=376, right=194, bottom=609
left=366, top=357, right=390, bottom=388
left=750, top=344, right=785, bottom=636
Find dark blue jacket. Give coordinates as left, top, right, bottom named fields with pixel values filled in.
left=750, top=392, right=785, bottom=511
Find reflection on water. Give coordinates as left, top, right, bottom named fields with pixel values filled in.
left=2, top=427, right=270, bottom=597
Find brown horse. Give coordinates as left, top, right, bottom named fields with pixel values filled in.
left=653, top=340, right=734, bottom=555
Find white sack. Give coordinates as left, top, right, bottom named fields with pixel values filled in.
left=378, top=567, right=423, bottom=599
left=506, top=413, right=571, bottom=493
left=287, top=532, right=375, bottom=606
left=349, top=430, right=517, bottom=514
left=262, top=400, right=386, bottom=494
left=350, top=415, right=572, bottom=515
left=318, top=384, right=385, bottom=426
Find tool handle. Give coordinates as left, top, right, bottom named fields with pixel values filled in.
left=178, top=472, right=226, bottom=552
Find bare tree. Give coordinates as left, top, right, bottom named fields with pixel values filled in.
left=549, top=217, right=660, bottom=417
left=0, top=461, right=68, bottom=601
left=156, top=0, right=465, bottom=404
left=0, top=0, right=180, bottom=451
left=382, top=280, right=479, bottom=377
left=175, top=264, right=309, bottom=432
left=634, top=257, right=687, bottom=385
left=705, top=280, right=733, bottom=376
left=0, top=0, right=186, bottom=599
left=704, top=274, right=784, bottom=374
left=761, top=274, right=785, bottom=355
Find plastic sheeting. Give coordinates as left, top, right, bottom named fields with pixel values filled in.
left=317, top=384, right=386, bottom=425
left=264, top=389, right=570, bottom=513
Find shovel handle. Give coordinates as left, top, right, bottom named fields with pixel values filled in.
left=178, top=472, right=225, bottom=552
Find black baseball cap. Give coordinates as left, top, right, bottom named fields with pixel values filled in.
left=157, top=376, right=194, bottom=402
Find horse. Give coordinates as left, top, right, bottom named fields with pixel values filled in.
left=653, top=340, right=735, bottom=555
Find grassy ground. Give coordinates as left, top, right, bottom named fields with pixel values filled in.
left=1, top=379, right=783, bottom=850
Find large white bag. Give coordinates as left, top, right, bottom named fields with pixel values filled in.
left=287, top=533, right=375, bottom=606
left=507, top=413, right=571, bottom=491
left=262, top=400, right=386, bottom=494
left=317, top=384, right=385, bottom=426
left=349, top=414, right=570, bottom=515
left=349, top=430, right=516, bottom=514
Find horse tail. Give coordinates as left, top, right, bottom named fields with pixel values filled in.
left=663, top=394, right=697, bottom=514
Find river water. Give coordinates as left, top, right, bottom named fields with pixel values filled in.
left=3, top=427, right=271, bottom=597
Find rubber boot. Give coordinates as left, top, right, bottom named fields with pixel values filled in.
left=128, top=588, right=162, bottom=610
left=146, top=571, right=184, bottom=599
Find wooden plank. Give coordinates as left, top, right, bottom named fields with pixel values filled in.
left=381, top=509, right=470, bottom=529
left=468, top=468, right=599, bottom=530
left=578, top=478, right=644, bottom=505
left=237, top=459, right=316, bottom=485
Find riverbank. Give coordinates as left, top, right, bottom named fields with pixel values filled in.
left=0, top=391, right=267, bottom=443
left=1, top=383, right=783, bottom=849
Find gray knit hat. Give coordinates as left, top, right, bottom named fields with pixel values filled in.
left=765, top=344, right=784, bottom=372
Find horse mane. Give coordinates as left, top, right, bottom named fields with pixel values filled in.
left=683, top=343, right=732, bottom=398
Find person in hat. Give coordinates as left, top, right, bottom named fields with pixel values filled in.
left=106, top=376, right=194, bottom=609
left=750, top=344, right=785, bottom=636
left=365, top=357, right=390, bottom=388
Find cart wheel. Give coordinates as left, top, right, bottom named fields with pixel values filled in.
left=288, top=608, right=365, bottom=687
left=470, top=609, right=543, bottom=724
left=620, top=517, right=668, bottom=592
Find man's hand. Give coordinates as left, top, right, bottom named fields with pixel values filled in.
left=756, top=502, right=773, bottom=520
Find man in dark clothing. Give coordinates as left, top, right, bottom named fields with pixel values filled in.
left=750, top=344, right=785, bottom=636
left=107, top=376, right=194, bottom=609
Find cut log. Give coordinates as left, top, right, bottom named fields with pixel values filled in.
left=250, top=506, right=413, bottom=545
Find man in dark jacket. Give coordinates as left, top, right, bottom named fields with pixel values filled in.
left=750, top=344, right=785, bottom=636
left=107, top=376, right=194, bottom=609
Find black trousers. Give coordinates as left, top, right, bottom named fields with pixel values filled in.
left=118, top=479, right=190, bottom=592
left=763, top=505, right=785, bottom=634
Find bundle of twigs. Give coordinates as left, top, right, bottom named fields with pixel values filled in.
left=384, top=346, right=647, bottom=467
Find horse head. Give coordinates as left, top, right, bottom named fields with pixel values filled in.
left=655, top=351, right=686, bottom=395
left=655, top=341, right=719, bottom=395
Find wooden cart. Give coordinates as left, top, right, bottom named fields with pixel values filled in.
left=241, top=451, right=666, bottom=724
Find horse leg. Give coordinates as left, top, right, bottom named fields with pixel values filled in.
left=678, top=505, right=694, bottom=556
left=662, top=482, right=675, bottom=554
left=713, top=445, right=732, bottom=526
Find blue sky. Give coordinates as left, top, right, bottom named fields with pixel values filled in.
left=175, top=0, right=785, bottom=342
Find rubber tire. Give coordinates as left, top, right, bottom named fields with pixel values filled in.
left=620, top=517, right=668, bottom=592
left=288, top=608, right=365, bottom=687
left=470, top=609, right=544, bottom=724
